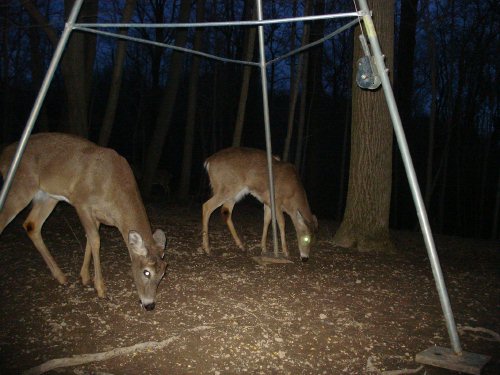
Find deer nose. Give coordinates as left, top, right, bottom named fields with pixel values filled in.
left=301, top=257, right=309, bottom=263
left=143, top=302, right=156, bottom=311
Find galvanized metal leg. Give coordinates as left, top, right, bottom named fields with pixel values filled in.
left=0, top=0, right=85, bottom=211
left=256, top=0, right=280, bottom=258
left=356, top=0, right=490, bottom=373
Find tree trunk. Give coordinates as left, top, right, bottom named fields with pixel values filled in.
left=232, top=0, right=256, bottom=147
left=178, top=0, right=205, bottom=200
left=391, top=0, right=419, bottom=227
left=141, top=0, right=191, bottom=199
left=1, top=3, right=12, bottom=144
left=424, top=35, right=437, bottom=209
left=294, top=53, right=309, bottom=174
left=27, top=11, right=49, bottom=132
left=282, top=0, right=298, bottom=162
left=337, top=104, right=350, bottom=220
left=23, top=0, right=97, bottom=137
left=395, top=0, right=418, bottom=122
left=332, top=0, right=395, bottom=252
left=293, top=0, right=312, bottom=172
left=63, top=0, right=98, bottom=137
left=492, top=171, right=500, bottom=240
left=98, top=0, right=137, bottom=147
left=303, top=0, right=326, bottom=192
left=283, top=0, right=310, bottom=162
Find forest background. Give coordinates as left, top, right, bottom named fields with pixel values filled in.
left=0, top=0, right=498, bottom=241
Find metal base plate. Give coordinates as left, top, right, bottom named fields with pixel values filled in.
left=415, top=346, right=491, bottom=375
left=252, top=253, right=293, bottom=265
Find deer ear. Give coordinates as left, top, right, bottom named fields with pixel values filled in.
left=312, top=215, right=318, bottom=231
left=129, top=231, right=147, bottom=257
left=153, top=229, right=167, bottom=249
left=296, top=210, right=305, bottom=225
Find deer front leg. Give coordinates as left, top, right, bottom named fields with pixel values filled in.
left=275, top=210, right=289, bottom=257
left=202, top=197, right=221, bottom=255
left=77, top=210, right=105, bottom=298
left=261, top=205, right=289, bottom=257
left=90, top=234, right=105, bottom=298
left=80, top=240, right=92, bottom=286
left=261, top=205, right=272, bottom=253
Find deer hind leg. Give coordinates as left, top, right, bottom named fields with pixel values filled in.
left=202, top=195, right=224, bottom=255
left=76, top=209, right=104, bottom=297
left=0, top=176, right=37, bottom=234
left=79, top=233, right=93, bottom=287
left=221, top=201, right=245, bottom=251
left=22, top=194, right=67, bottom=284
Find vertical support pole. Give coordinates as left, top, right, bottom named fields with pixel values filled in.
left=0, top=0, right=85, bottom=210
left=256, top=0, right=280, bottom=256
left=356, top=0, right=462, bottom=355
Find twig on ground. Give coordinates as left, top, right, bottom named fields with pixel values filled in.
left=367, top=356, right=424, bottom=375
left=458, top=325, right=500, bottom=342
left=381, top=366, right=424, bottom=375
left=23, top=325, right=213, bottom=375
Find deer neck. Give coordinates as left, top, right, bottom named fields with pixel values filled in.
left=113, top=195, right=153, bottom=249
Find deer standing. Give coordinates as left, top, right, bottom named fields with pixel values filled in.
left=202, top=147, right=317, bottom=261
left=0, top=133, right=167, bottom=310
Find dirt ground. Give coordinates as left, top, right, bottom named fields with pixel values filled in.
left=0, top=200, right=498, bottom=374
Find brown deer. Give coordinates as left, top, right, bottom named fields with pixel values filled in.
left=202, top=147, right=317, bottom=261
left=0, top=133, right=167, bottom=311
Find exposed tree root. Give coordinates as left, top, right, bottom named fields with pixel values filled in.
left=23, top=325, right=213, bottom=375
left=367, top=356, right=424, bottom=375
left=381, top=366, right=424, bottom=375
left=458, top=325, right=500, bottom=342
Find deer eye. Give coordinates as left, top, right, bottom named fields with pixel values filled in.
left=300, top=235, right=311, bottom=246
left=143, top=270, right=151, bottom=278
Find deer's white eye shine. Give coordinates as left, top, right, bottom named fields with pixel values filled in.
left=143, top=270, right=151, bottom=278
left=300, top=235, right=311, bottom=246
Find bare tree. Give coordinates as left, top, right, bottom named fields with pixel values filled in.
left=333, top=0, right=395, bottom=252
left=293, top=0, right=313, bottom=172
left=178, top=0, right=205, bottom=200
left=232, top=0, right=256, bottom=148
left=283, top=0, right=310, bottom=163
left=392, top=0, right=419, bottom=225
left=98, top=0, right=137, bottom=147
left=23, top=0, right=98, bottom=137
left=141, top=0, right=191, bottom=199
left=1, top=2, right=13, bottom=143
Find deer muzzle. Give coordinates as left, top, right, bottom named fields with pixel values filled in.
left=139, top=300, right=156, bottom=311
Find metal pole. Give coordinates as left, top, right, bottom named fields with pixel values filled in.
left=0, top=0, right=85, bottom=211
left=356, top=0, right=462, bottom=355
left=256, top=0, right=280, bottom=256
left=75, top=12, right=360, bottom=29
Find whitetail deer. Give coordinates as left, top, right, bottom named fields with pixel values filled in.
left=0, top=133, right=167, bottom=310
left=202, top=147, right=318, bottom=261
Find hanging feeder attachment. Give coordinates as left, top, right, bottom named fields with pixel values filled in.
left=356, top=34, right=381, bottom=90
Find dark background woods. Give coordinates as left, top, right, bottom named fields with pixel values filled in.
left=0, top=0, right=499, bottom=240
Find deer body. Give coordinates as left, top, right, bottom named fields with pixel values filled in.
left=202, top=147, right=317, bottom=261
left=0, top=133, right=166, bottom=310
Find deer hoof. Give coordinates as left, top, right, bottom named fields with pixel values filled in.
left=81, top=274, right=91, bottom=286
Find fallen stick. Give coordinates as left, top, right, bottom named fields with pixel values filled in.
left=23, top=337, right=179, bottom=375
left=23, top=325, right=213, bottom=375
left=458, top=326, right=500, bottom=342
left=382, top=366, right=424, bottom=375
left=366, top=356, right=424, bottom=375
